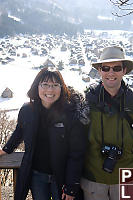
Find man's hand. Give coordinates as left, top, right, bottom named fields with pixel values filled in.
left=62, top=193, right=75, bottom=200
left=0, top=149, right=6, bottom=156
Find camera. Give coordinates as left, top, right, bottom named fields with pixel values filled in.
left=101, top=145, right=122, bottom=173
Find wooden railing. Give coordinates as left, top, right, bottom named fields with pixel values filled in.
left=0, top=152, right=24, bottom=200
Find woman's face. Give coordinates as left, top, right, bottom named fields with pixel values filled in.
left=38, top=79, right=61, bottom=108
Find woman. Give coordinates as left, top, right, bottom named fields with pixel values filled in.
left=0, top=68, right=87, bottom=200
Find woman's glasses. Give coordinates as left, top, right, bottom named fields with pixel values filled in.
left=101, top=65, right=123, bottom=72
left=40, top=83, right=62, bottom=90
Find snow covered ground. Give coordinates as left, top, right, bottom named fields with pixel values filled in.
left=0, top=30, right=133, bottom=119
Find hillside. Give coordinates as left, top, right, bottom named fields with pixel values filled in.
left=0, top=0, right=132, bottom=37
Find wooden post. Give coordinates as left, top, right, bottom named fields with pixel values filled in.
left=0, top=169, right=1, bottom=200
left=13, top=169, right=18, bottom=195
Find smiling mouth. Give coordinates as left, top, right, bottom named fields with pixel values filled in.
left=45, top=94, right=55, bottom=98
left=107, top=78, right=116, bottom=81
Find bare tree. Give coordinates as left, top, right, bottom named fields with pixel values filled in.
left=110, top=0, right=133, bottom=16
left=0, top=110, right=16, bottom=146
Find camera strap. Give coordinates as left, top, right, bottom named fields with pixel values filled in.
left=122, top=112, right=133, bottom=130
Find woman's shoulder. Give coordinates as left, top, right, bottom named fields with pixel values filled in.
left=19, top=102, right=35, bottom=118
left=67, top=86, right=90, bottom=125
left=67, top=86, right=84, bottom=111
left=20, top=102, right=32, bottom=111
left=68, top=86, right=84, bottom=105
left=16, top=102, right=34, bottom=123
left=85, top=82, right=101, bottom=99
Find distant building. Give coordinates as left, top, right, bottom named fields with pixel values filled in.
left=42, top=59, right=55, bottom=68
left=1, top=87, right=13, bottom=98
left=69, top=58, right=77, bottom=65
left=61, top=44, right=67, bottom=51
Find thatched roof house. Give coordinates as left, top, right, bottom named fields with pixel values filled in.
left=1, top=87, right=13, bottom=98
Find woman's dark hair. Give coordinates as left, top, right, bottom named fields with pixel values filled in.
left=27, top=67, right=70, bottom=107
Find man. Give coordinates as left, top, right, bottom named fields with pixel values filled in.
left=81, top=46, right=133, bottom=200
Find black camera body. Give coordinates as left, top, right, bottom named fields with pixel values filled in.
left=101, top=145, right=122, bottom=173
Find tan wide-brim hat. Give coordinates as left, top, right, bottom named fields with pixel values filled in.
left=91, top=46, right=133, bottom=74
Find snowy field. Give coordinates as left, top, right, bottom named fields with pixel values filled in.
left=0, top=30, right=133, bottom=119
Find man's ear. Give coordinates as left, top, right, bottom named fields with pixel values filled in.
left=98, top=66, right=101, bottom=74
left=123, top=67, right=127, bottom=75
left=98, top=67, right=101, bottom=71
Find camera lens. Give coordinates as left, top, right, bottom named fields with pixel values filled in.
left=103, top=157, right=117, bottom=173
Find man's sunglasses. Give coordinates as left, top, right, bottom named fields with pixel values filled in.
left=100, top=65, right=123, bottom=72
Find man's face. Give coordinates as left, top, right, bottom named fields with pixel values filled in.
left=98, top=61, right=127, bottom=95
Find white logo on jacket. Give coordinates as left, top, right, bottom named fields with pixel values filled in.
left=54, top=123, right=64, bottom=128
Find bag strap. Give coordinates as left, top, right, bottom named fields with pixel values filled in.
left=119, top=93, right=133, bottom=130
left=121, top=111, right=133, bottom=130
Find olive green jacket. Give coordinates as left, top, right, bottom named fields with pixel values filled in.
left=83, top=81, right=133, bottom=184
